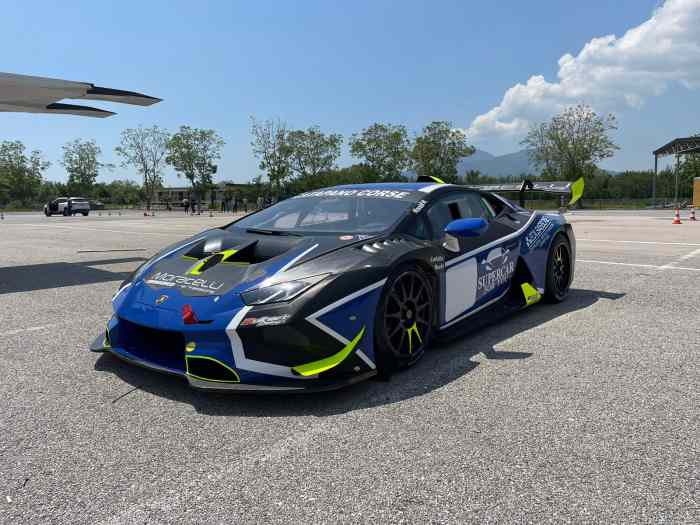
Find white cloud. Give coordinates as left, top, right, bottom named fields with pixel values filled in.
left=466, top=0, right=700, bottom=140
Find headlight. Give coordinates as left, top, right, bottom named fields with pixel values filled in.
left=241, top=274, right=329, bottom=305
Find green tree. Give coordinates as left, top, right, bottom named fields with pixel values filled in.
left=287, top=126, right=343, bottom=179
left=411, top=121, right=474, bottom=182
left=286, top=163, right=381, bottom=195
left=250, top=117, right=292, bottom=193
left=61, top=139, right=112, bottom=196
left=521, top=104, right=619, bottom=181
left=106, top=180, right=143, bottom=206
left=0, top=140, right=50, bottom=206
left=349, top=123, right=412, bottom=180
left=38, top=180, right=67, bottom=204
left=166, top=126, right=225, bottom=203
left=115, top=126, right=170, bottom=209
left=463, top=169, right=482, bottom=185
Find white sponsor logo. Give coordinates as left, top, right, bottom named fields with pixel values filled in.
left=146, top=271, right=224, bottom=294
left=525, top=216, right=554, bottom=250
left=430, top=255, right=445, bottom=271
left=412, top=199, right=427, bottom=213
left=240, top=314, right=291, bottom=327
left=477, top=247, right=515, bottom=293
left=295, top=189, right=412, bottom=200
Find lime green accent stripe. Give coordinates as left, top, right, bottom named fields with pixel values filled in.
left=187, top=257, right=209, bottom=276
left=430, top=176, right=445, bottom=184
left=218, top=249, right=238, bottom=262
left=406, top=322, right=422, bottom=354
left=292, top=327, right=366, bottom=377
left=185, top=355, right=241, bottom=383
left=521, top=282, right=542, bottom=306
left=187, top=249, right=239, bottom=275
left=568, top=177, right=585, bottom=207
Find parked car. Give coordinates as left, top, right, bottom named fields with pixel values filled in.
left=44, top=197, right=91, bottom=216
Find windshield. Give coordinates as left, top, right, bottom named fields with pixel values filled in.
left=229, top=193, right=416, bottom=235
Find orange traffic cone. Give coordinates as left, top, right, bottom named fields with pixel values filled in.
left=672, top=208, right=682, bottom=224
left=690, top=208, right=697, bottom=221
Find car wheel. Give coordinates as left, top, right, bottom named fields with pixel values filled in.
left=44, top=209, right=50, bottom=217
left=63, top=208, right=69, bottom=216
left=544, top=234, right=572, bottom=303
left=82, top=211, right=89, bottom=216
left=374, top=265, right=434, bottom=372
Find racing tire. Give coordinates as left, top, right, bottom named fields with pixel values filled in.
left=82, top=211, right=89, bottom=216
left=63, top=208, right=69, bottom=216
left=44, top=209, right=50, bottom=217
left=374, top=264, right=434, bottom=373
left=544, top=234, right=572, bottom=303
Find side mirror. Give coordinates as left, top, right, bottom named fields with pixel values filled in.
left=444, top=218, right=488, bottom=238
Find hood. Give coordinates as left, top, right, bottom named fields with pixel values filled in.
left=134, top=228, right=379, bottom=298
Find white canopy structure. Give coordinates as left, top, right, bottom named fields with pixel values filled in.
left=0, top=72, right=161, bottom=118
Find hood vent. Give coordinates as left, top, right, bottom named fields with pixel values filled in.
left=361, top=238, right=408, bottom=254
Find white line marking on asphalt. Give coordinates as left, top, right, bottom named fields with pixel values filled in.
left=0, top=324, right=61, bottom=337
left=578, top=239, right=700, bottom=247
left=578, top=259, right=700, bottom=272
left=5, top=224, right=194, bottom=237
left=660, top=247, right=700, bottom=270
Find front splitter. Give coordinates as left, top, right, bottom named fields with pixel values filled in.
left=89, top=334, right=376, bottom=393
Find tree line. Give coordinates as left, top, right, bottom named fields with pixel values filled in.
left=0, top=125, right=224, bottom=209
left=249, top=118, right=474, bottom=196
left=1, top=104, right=697, bottom=209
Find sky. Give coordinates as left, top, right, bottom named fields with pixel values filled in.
left=2, top=0, right=699, bottom=185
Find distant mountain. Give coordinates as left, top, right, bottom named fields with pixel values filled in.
left=458, top=149, right=538, bottom=178
left=405, top=149, right=620, bottom=180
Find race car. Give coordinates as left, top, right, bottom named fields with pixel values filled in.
left=90, top=177, right=582, bottom=392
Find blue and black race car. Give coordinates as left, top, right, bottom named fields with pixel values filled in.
left=91, top=177, right=583, bottom=392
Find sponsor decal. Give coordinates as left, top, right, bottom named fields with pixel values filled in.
left=240, top=314, right=291, bottom=327
left=477, top=247, right=515, bottom=294
left=339, top=235, right=354, bottom=241
left=430, top=255, right=445, bottom=271
left=525, top=216, right=555, bottom=250
left=145, top=271, right=224, bottom=294
left=412, top=199, right=427, bottom=213
left=155, top=294, right=169, bottom=305
left=294, top=189, right=412, bottom=200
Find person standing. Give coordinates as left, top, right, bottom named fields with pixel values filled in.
left=183, top=198, right=190, bottom=215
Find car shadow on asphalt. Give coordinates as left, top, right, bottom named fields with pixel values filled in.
left=93, top=287, right=625, bottom=417
left=0, top=257, right=145, bottom=294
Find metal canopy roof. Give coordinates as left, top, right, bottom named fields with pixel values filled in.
left=653, top=137, right=700, bottom=157
left=0, top=72, right=161, bottom=118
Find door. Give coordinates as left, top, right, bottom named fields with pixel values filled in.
left=424, top=190, right=521, bottom=325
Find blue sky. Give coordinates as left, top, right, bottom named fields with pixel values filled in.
left=2, top=0, right=697, bottom=185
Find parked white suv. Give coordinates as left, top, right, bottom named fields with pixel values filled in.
left=44, top=197, right=91, bottom=216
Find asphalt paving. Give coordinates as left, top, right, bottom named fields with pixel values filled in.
left=0, top=209, right=698, bottom=524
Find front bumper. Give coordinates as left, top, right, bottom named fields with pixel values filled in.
left=89, top=330, right=376, bottom=393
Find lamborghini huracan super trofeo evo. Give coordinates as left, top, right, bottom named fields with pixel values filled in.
left=90, top=177, right=582, bottom=392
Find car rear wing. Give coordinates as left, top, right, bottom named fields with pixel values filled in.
left=416, top=175, right=584, bottom=209
left=469, top=178, right=584, bottom=208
